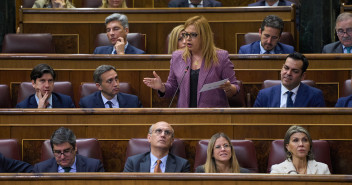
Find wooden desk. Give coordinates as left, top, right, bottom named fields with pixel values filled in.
left=0, top=54, right=350, bottom=107
left=19, top=6, right=296, bottom=54
left=0, top=108, right=352, bottom=173
left=1, top=173, right=352, bottom=185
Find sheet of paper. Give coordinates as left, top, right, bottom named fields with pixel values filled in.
left=199, top=79, right=228, bottom=92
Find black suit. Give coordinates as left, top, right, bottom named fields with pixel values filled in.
left=168, top=0, right=222, bottom=7
left=93, top=44, right=145, bottom=54
left=123, top=152, right=190, bottom=172
left=79, top=91, right=143, bottom=108
left=33, top=154, right=104, bottom=172
left=16, top=92, right=75, bottom=108
left=0, top=153, right=33, bottom=173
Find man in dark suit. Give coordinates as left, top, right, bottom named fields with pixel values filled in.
left=239, top=15, right=294, bottom=54
left=16, top=64, right=75, bottom=108
left=79, top=65, right=142, bottom=108
left=168, top=0, right=221, bottom=7
left=33, top=127, right=104, bottom=173
left=0, top=153, right=33, bottom=173
left=322, top=12, right=352, bottom=53
left=335, top=95, right=352, bottom=107
left=123, top=121, right=190, bottom=172
left=249, top=0, right=292, bottom=6
left=254, top=52, right=325, bottom=107
left=94, top=13, right=145, bottom=54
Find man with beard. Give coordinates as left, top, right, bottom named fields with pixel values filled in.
left=254, top=53, right=325, bottom=107
left=323, top=12, right=352, bottom=53
left=33, top=127, right=104, bottom=172
left=239, top=15, right=294, bottom=54
left=79, top=65, right=142, bottom=108
left=123, top=121, right=190, bottom=172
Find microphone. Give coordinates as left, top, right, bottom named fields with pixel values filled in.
left=169, top=66, right=190, bottom=108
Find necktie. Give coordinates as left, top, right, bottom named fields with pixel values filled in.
left=106, top=101, right=113, bottom=108
left=154, top=160, right=162, bottom=173
left=191, top=3, right=199, bottom=7
left=286, top=91, right=294, bottom=107
left=264, top=51, right=270, bottom=54
left=346, top=47, right=352, bottom=53
left=63, top=167, right=71, bottom=173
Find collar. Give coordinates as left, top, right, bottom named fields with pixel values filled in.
left=188, top=0, right=203, bottom=7
left=150, top=152, right=168, bottom=173
left=281, top=83, right=300, bottom=96
left=35, top=93, right=53, bottom=108
left=100, top=92, right=119, bottom=108
left=58, top=156, right=77, bottom=173
left=265, top=0, right=279, bottom=6
left=111, top=42, right=129, bottom=54
left=259, top=41, right=274, bottom=54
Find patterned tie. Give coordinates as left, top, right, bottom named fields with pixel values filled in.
left=63, top=167, right=71, bottom=173
left=106, top=101, right=113, bottom=108
left=154, top=160, right=162, bottom=173
left=346, top=47, right=352, bottom=53
left=286, top=91, right=294, bottom=108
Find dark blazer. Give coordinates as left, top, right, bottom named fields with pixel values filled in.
left=123, top=152, right=190, bottom=172
left=168, top=0, right=222, bottom=7
left=79, top=91, right=143, bottom=108
left=93, top=44, right=145, bottom=54
left=254, top=83, right=325, bottom=107
left=238, top=41, right=294, bottom=54
left=0, top=153, right=33, bottom=173
left=195, top=165, right=251, bottom=173
left=248, top=0, right=292, bottom=6
left=322, top=41, right=344, bottom=53
left=16, top=92, right=75, bottom=108
left=33, top=154, right=104, bottom=173
left=335, top=95, right=352, bottom=107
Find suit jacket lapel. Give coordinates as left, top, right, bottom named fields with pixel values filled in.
left=336, top=43, right=344, bottom=53
left=116, top=93, right=125, bottom=108
left=165, top=154, right=176, bottom=172
left=252, top=41, right=261, bottom=54
left=51, top=93, right=59, bottom=108
left=75, top=155, right=86, bottom=172
left=197, top=58, right=212, bottom=105
left=95, top=92, right=105, bottom=108
left=140, top=154, right=151, bottom=172
left=272, top=85, right=281, bottom=107
left=48, top=158, right=59, bottom=172
left=307, top=160, right=318, bottom=174
left=275, top=43, right=283, bottom=54
left=294, top=83, right=306, bottom=107
left=29, top=95, right=38, bottom=108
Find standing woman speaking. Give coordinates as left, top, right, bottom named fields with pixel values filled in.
left=143, top=16, right=239, bottom=108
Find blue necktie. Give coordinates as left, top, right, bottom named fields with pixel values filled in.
left=286, top=91, right=294, bottom=107
left=106, top=101, right=113, bottom=108
left=264, top=51, right=270, bottom=54
left=346, top=47, right=352, bottom=53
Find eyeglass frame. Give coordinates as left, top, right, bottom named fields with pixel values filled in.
left=153, top=128, right=174, bottom=137
left=182, top=32, right=199, bottom=39
left=53, top=147, right=75, bottom=157
left=336, top=28, right=352, bottom=36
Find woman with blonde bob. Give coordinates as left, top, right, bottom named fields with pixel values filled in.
left=100, top=0, right=128, bottom=8
left=32, top=0, right=75, bottom=8
left=270, top=125, right=330, bottom=174
left=168, top=25, right=186, bottom=54
left=196, top=133, right=249, bottom=173
left=143, top=16, right=239, bottom=107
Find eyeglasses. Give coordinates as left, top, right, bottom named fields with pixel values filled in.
left=182, top=32, right=198, bottom=39
left=336, top=28, right=352, bottom=36
left=53, top=147, right=74, bottom=157
left=214, top=144, right=230, bottom=149
left=153, top=129, right=173, bottom=136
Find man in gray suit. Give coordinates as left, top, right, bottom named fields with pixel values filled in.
left=123, top=121, right=190, bottom=172
left=322, top=12, right=352, bottom=53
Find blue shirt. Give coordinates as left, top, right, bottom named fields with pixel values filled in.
left=57, top=156, right=77, bottom=173
left=101, top=92, right=119, bottom=108
left=34, top=93, right=53, bottom=108
left=150, top=153, right=168, bottom=173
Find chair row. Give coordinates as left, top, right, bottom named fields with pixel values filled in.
left=0, top=138, right=332, bottom=173
left=1, top=32, right=294, bottom=54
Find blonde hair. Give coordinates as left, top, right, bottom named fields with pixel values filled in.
left=32, top=0, right=75, bottom=8
left=168, top=25, right=185, bottom=54
left=204, top=133, right=240, bottom=173
left=183, top=16, right=218, bottom=69
left=100, top=0, right=128, bottom=8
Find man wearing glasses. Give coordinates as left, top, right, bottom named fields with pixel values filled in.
left=33, top=127, right=104, bottom=173
left=123, top=121, right=190, bottom=172
left=323, top=12, right=352, bottom=53
left=239, top=15, right=294, bottom=54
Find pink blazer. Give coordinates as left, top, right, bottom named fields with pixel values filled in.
left=163, top=49, right=239, bottom=108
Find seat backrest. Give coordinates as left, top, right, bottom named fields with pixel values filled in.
left=125, top=138, right=187, bottom=161
left=95, top=33, right=146, bottom=52
left=17, top=81, right=74, bottom=103
left=81, top=0, right=102, bottom=7
left=267, top=140, right=332, bottom=173
left=0, top=84, right=12, bottom=108
left=244, top=32, right=294, bottom=47
left=2, top=33, right=55, bottom=53
left=0, top=139, right=21, bottom=160
left=194, top=140, right=258, bottom=172
left=41, top=138, right=103, bottom=162
left=79, top=82, right=133, bottom=98
left=342, top=79, right=352, bottom=97
left=262, top=80, right=315, bottom=89
left=228, top=80, right=246, bottom=107
left=22, top=0, right=36, bottom=8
